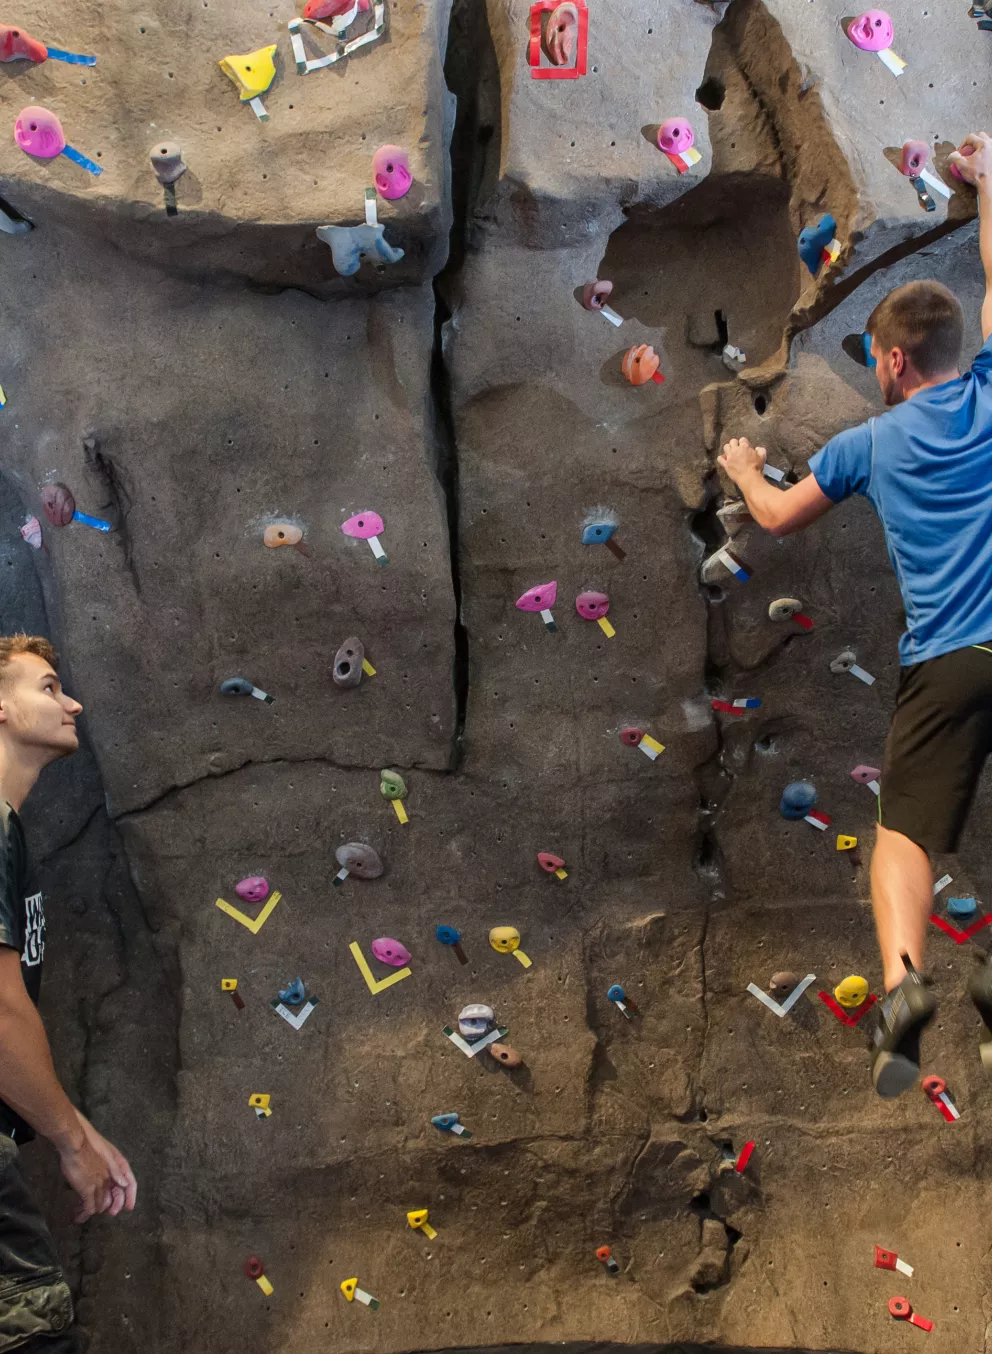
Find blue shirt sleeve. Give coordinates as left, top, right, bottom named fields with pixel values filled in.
left=808, top=421, right=873, bottom=503
left=970, top=333, right=992, bottom=382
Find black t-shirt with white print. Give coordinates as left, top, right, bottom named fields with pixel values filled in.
left=0, top=802, right=44, bottom=1142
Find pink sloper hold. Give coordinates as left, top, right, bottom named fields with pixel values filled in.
left=371, top=937, right=411, bottom=967
left=236, top=877, right=269, bottom=903
left=515, top=581, right=558, bottom=612
left=845, top=10, right=894, bottom=51
left=575, top=590, right=609, bottom=621
left=373, top=145, right=412, bottom=200
left=656, top=118, right=694, bottom=154
left=341, top=510, right=384, bottom=540
left=14, top=105, right=65, bottom=159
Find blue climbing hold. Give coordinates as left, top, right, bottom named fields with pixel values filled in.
left=431, top=1113, right=460, bottom=1131
left=278, top=976, right=306, bottom=1005
left=798, top=214, right=836, bottom=276
left=780, top=781, right=817, bottom=819
left=607, top=984, right=626, bottom=1002
left=436, top=924, right=462, bottom=946
left=582, top=521, right=617, bottom=545
left=862, top=332, right=876, bottom=368
left=947, top=896, right=978, bottom=920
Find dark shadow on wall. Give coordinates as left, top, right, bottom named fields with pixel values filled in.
left=423, top=1343, right=862, bottom=1354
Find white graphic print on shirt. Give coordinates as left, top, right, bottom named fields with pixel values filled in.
left=22, top=891, right=44, bottom=967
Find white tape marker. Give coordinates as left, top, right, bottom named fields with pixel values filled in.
left=933, top=873, right=953, bottom=896
left=746, top=973, right=816, bottom=1017
left=849, top=664, right=876, bottom=685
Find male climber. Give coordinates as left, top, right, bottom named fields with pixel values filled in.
left=718, top=132, right=992, bottom=1098
left=0, top=635, right=135, bottom=1351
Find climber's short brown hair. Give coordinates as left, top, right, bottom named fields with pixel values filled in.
left=867, top=280, right=964, bottom=378
left=0, top=635, right=58, bottom=689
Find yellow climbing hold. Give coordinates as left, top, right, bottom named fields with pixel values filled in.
left=340, top=1278, right=358, bottom=1302
left=219, top=45, right=278, bottom=101
left=834, top=975, right=869, bottom=1008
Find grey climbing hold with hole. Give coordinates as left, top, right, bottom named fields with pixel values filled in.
left=830, top=650, right=857, bottom=675
left=768, top=597, right=803, bottom=622
left=334, top=842, right=383, bottom=878
left=458, top=1003, right=494, bottom=1037
left=333, top=636, right=365, bottom=688
left=149, top=140, right=187, bottom=185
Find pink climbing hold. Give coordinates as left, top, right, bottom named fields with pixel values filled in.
left=303, top=0, right=370, bottom=18
left=899, top=140, right=929, bottom=177
left=538, top=852, right=565, bottom=873
left=656, top=118, right=694, bottom=155
left=235, top=877, right=270, bottom=903
left=371, top=937, right=411, bottom=967
left=341, top=511, right=384, bottom=540
left=372, top=145, right=412, bottom=200
left=0, top=26, right=48, bottom=63
left=845, top=10, right=894, bottom=52
left=620, top=728, right=643, bottom=747
left=515, top=581, right=558, bottom=612
left=14, top=105, right=65, bottom=159
left=575, top=591, right=609, bottom=621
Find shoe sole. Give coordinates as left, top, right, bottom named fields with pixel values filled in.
left=872, top=1050, right=922, bottom=1098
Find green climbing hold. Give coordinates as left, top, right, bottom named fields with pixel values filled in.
left=380, top=769, right=407, bottom=801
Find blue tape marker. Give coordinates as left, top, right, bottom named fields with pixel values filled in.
left=61, top=144, right=102, bottom=176
left=45, top=46, right=97, bottom=66
left=72, top=511, right=111, bottom=532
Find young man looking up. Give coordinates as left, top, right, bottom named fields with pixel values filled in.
left=718, top=133, right=992, bottom=1098
left=0, top=635, right=135, bottom=1351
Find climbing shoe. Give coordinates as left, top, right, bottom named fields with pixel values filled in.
left=870, top=955, right=936, bottom=1098
left=967, top=960, right=992, bottom=1069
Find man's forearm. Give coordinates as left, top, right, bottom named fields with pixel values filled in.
left=731, top=468, right=788, bottom=532
left=0, top=1002, right=84, bottom=1150
left=979, top=181, right=992, bottom=284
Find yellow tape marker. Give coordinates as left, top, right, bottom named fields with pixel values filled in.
left=512, top=949, right=533, bottom=968
left=837, top=835, right=858, bottom=851
left=0, top=384, right=6, bottom=407
left=349, top=940, right=413, bottom=994
left=640, top=734, right=665, bottom=755
left=392, top=799, right=409, bottom=824
left=215, top=890, right=282, bottom=934
left=221, top=978, right=238, bottom=991
left=362, top=658, right=376, bottom=676
left=597, top=616, right=616, bottom=639
left=256, top=1275, right=274, bottom=1296
left=554, top=867, right=568, bottom=880
left=406, top=1209, right=438, bottom=1239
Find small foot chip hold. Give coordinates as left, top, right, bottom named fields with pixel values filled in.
left=516, top=580, right=558, bottom=633
left=596, top=1246, right=621, bottom=1275
left=837, top=834, right=859, bottom=851
left=406, top=1208, right=438, bottom=1240
left=889, top=1295, right=932, bottom=1331
left=221, top=978, right=245, bottom=1011
left=431, top=1112, right=472, bottom=1138
left=489, top=1041, right=522, bottom=1067
left=340, top=1277, right=379, bottom=1309
left=249, top=1093, right=272, bottom=1119
left=874, top=1244, right=914, bottom=1277
left=245, top=1256, right=273, bottom=1295
left=830, top=649, right=875, bottom=684
left=922, top=1074, right=960, bottom=1122
left=734, top=1141, right=756, bottom=1174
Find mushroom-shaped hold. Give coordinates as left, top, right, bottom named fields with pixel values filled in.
left=150, top=140, right=187, bottom=185
left=371, top=937, right=411, bottom=967
left=537, top=852, right=565, bottom=874
left=845, top=10, right=894, bottom=51
left=341, top=510, right=387, bottom=564
left=621, top=343, right=661, bottom=386
left=332, top=637, right=365, bottom=689
left=40, top=483, right=75, bottom=527
left=582, top=279, right=613, bottom=311
left=656, top=118, right=695, bottom=154
left=576, top=590, right=610, bottom=621
left=0, top=27, right=48, bottom=63
left=334, top=842, right=383, bottom=879
left=542, top=1, right=578, bottom=65
left=380, top=769, right=407, bottom=800
left=372, top=144, right=412, bottom=200
left=264, top=522, right=304, bottom=549
left=834, top=975, right=869, bottom=1007
left=236, top=877, right=269, bottom=903
left=899, top=139, right=929, bottom=178
left=780, top=781, right=817, bottom=819
left=458, top=1003, right=494, bottom=1037
left=14, top=106, right=65, bottom=159
left=489, top=1042, right=522, bottom=1067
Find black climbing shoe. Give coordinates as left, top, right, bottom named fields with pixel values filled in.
left=870, top=956, right=936, bottom=1098
left=967, top=961, right=992, bottom=1070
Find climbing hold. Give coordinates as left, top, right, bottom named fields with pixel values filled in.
left=220, top=677, right=274, bottom=703
left=622, top=343, right=662, bottom=386
left=874, top=1245, right=914, bottom=1276
left=850, top=765, right=881, bottom=788
left=620, top=728, right=643, bottom=747
left=946, top=896, right=978, bottom=919
left=458, top=1004, right=494, bottom=1037
left=581, top=510, right=625, bottom=557
left=575, top=591, right=609, bottom=620
left=278, top=977, right=306, bottom=1005
left=19, top=517, right=42, bottom=549
left=316, top=222, right=405, bottom=276
left=371, top=937, right=411, bottom=967
left=437, top=924, right=468, bottom=963
left=244, top=1256, right=264, bottom=1280
left=341, top=510, right=387, bottom=564
left=406, top=1208, right=438, bottom=1238
left=40, top=483, right=75, bottom=528
left=15, top=106, right=101, bottom=174
left=372, top=144, right=412, bottom=200
left=380, top=769, right=407, bottom=800
left=0, top=26, right=47, bottom=62
left=922, top=1074, right=960, bottom=1122
left=219, top=46, right=278, bottom=121
left=339, top=1277, right=379, bottom=1309
left=888, top=1296, right=933, bottom=1331
left=537, top=852, right=567, bottom=879
left=845, top=9, right=894, bottom=51
left=657, top=118, right=694, bottom=154
left=150, top=140, right=186, bottom=185
left=305, top=0, right=371, bottom=18
left=834, top=975, right=869, bottom=1007
left=608, top=984, right=637, bottom=1018
left=582, top=279, right=613, bottom=311
left=797, top=214, right=836, bottom=276
left=333, top=637, right=366, bottom=688
left=780, top=782, right=817, bottom=819
left=836, top=835, right=858, bottom=851
left=431, top=1112, right=472, bottom=1137
left=596, top=1245, right=621, bottom=1275
left=542, top=1, right=578, bottom=63
left=490, top=925, right=532, bottom=967
left=620, top=728, right=665, bottom=760
left=334, top=842, right=383, bottom=880
left=767, top=597, right=813, bottom=630
left=516, top=581, right=558, bottom=632
left=831, top=650, right=875, bottom=684
left=769, top=972, right=800, bottom=996
left=263, top=522, right=307, bottom=553
left=899, top=139, right=929, bottom=177
left=489, top=1042, right=522, bottom=1067
left=236, top=877, right=270, bottom=903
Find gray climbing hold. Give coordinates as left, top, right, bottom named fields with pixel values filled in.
left=380, top=769, right=407, bottom=801
left=830, top=650, right=857, bottom=675
left=150, top=140, right=187, bottom=185
left=780, top=781, right=817, bottom=819
left=0, top=204, right=31, bottom=235
left=220, top=678, right=254, bottom=696
left=315, top=223, right=405, bottom=277
left=334, top=842, right=383, bottom=879
left=458, top=1003, right=494, bottom=1037
left=716, top=501, right=753, bottom=537
left=333, top=637, right=365, bottom=688
left=768, top=597, right=803, bottom=622
left=278, top=977, right=306, bottom=1005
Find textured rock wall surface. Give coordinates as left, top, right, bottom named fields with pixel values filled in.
left=1, top=1, right=991, bottom=1351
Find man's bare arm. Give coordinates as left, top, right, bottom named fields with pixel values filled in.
left=949, top=132, right=992, bottom=341
left=717, top=437, right=834, bottom=537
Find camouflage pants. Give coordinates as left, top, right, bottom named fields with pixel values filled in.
left=0, top=1135, right=75, bottom=1352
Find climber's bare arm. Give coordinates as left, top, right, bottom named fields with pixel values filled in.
left=718, top=437, right=833, bottom=538
left=949, top=133, right=992, bottom=341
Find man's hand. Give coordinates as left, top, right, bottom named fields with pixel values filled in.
left=949, top=132, right=992, bottom=189
left=59, top=1111, right=136, bottom=1222
left=718, top=436, right=766, bottom=485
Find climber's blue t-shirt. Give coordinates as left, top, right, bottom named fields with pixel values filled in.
left=809, top=334, right=992, bottom=665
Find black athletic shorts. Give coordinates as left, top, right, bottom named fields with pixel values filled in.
left=879, top=641, right=992, bottom=855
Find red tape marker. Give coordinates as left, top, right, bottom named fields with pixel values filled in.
left=818, top=990, right=878, bottom=1026
left=734, top=1141, right=755, bottom=1173
left=930, top=912, right=992, bottom=944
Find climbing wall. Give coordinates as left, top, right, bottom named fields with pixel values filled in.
left=1, top=0, right=991, bottom=1350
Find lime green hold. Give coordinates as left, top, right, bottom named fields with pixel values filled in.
left=380, top=769, right=407, bottom=801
